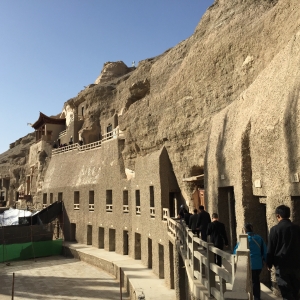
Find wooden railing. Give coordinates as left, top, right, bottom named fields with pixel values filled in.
left=52, top=127, right=121, bottom=156
left=166, top=217, right=252, bottom=300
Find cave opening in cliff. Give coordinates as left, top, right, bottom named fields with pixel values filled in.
left=218, top=186, right=237, bottom=250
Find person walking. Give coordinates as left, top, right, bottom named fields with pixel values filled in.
left=183, top=208, right=191, bottom=227
left=189, top=209, right=199, bottom=236
left=207, top=213, right=228, bottom=266
left=234, top=223, right=267, bottom=300
left=196, top=205, right=211, bottom=241
left=267, top=205, right=300, bottom=300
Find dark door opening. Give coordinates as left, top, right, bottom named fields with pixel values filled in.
left=70, top=223, right=76, bottom=241
left=123, top=230, right=129, bottom=255
left=292, top=196, right=300, bottom=226
left=218, top=187, right=237, bottom=250
left=169, top=192, right=175, bottom=218
left=87, top=225, right=92, bottom=245
left=169, top=242, right=175, bottom=289
left=134, top=233, right=141, bottom=259
left=158, top=244, right=164, bottom=279
left=109, top=228, right=116, bottom=251
left=148, top=238, right=152, bottom=269
left=98, top=227, right=104, bottom=249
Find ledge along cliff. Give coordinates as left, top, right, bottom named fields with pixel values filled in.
left=0, top=0, right=300, bottom=297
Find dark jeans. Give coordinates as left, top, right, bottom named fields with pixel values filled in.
left=214, top=245, right=223, bottom=267
left=200, top=229, right=207, bottom=242
left=252, top=269, right=261, bottom=300
left=215, top=254, right=222, bottom=267
left=275, top=267, right=300, bottom=300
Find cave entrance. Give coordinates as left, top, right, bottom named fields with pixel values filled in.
left=218, top=186, right=237, bottom=250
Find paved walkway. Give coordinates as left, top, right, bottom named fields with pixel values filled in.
left=0, top=256, right=124, bottom=300
left=64, top=242, right=175, bottom=300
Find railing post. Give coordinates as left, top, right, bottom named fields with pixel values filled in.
left=192, top=235, right=197, bottom=277
left=186, top=229, right=190, bottom=260
left=206, top=243, right=215, bottom=297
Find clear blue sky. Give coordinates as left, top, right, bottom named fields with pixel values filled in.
left=0, top=0, right=214, bottom=154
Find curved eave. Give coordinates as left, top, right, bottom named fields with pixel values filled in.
left=31, top=112, right=66, bottom=130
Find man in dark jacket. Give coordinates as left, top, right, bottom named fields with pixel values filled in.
left=189, top=209, right=199, bottom=236
left=196, top=205, right=211, bottom=241
left=207, top=213, right=228, bottom=266
left=267, top=205, right=300, bottom=300
left=183, top=208, right=191, bottom=227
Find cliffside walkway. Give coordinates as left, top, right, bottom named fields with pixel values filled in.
left=167, top=217, right=280, bottom=300
left=63, top=242, right=176, bottom=300
left=52, top=127, right=123, bottom=156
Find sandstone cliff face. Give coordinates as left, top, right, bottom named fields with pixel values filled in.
left=1, top=0, right=300, bottom=206
left=0, top=133, right=35, bottom=196
left=80, top=0, right=299, bottom=201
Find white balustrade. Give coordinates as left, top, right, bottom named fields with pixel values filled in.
left=136, top=206, right=141, bottom=215
left=123, top=205, right=129, bottom=213
left=42, top=204, right=47, bottom=209
left=89, top=203, right=94, bottom=211
left=74, top=203, right=80, bottom=210
left=52, top=127, right=120, bottom=156
left=162, top=208, right=169, bottom=221
left=106, top=204, right=113, bottom=212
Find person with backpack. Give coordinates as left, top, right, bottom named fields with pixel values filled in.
left=234, top=223, right=267, bottom=300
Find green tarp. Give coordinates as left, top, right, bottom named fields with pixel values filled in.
left=0, top=239, right=63, bottom=262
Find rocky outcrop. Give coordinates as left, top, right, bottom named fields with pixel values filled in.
left=94, top=61, right=133, bottom=85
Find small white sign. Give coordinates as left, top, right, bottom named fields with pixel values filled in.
left=293, top=173, right=299, bottom=183
left=254, top=180, right=262, bottom=188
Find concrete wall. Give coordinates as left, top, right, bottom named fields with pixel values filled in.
left=42, top=139, right=178, bottom=290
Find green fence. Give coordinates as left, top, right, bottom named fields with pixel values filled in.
left=0, top=239, right=63, bottom=262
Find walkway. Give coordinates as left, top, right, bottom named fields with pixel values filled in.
left=64, top=242, right=176, bottom=300
left=0, top=256, right=123, bottom=300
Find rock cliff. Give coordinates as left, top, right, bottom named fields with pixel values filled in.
left=1, top=0, right=300, bottom=204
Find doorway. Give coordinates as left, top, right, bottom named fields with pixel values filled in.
left=70, top=223, right=76, bottom=241
left=291, top=196, right=300, bottom=226
left=218, top=187, right=237, bottom=250
left=148, top=238, right=152, bottom=269
left=158, top=244, right=164, bottom=279
left=87, top=225, right=92, bottom=245
left=169, top=192, right=175, bottom=218
left=109, top=228, right=115, bottom=251
left=123, top=230, right=129, bottom=255
left=134, top=233, right=141, bottom=259
left=98, top=227, right=104, bottom=249
left=169, top=242, right=175, bottom=289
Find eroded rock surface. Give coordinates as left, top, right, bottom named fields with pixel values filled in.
left=1, top=0, right=299, bottom=204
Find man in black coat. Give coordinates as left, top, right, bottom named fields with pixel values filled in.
left=267, top=205, right=300, bottom=300
left=206, top=213, right=228, bottom=266
left=189, top=209, right=199, bottom=236
left=196, top=205, right=211, bottom=241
